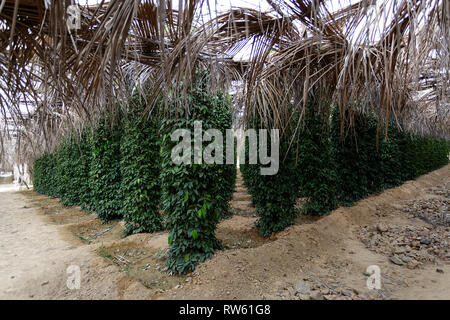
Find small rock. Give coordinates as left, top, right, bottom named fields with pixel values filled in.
left=294, top=281, right=311, bottom=295
left=411, top=241, right=420, bottom=248
left=297, top=294, right=311, bottom=300
left=174, top=284, right=181, bottom=289
left=377, top=223, right=389, bottom=233
left=320, top=288, right=330, bottom=295
left=310, top=291, right=324, bottom=300
left=401, top=256, right=413, bottom=263
left=420, top=239, right=431, bottom=245
left=185, top=277, right=192, bottom=283
left=436, top=269, right=444, bottom=274
left=41, top=281, right=49, bottom=286
left=341, top=289, right=352, bottom=297
left=389, top=256, right=404, bottom=265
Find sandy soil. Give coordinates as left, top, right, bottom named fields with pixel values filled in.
left=0, top=165, right=448, bottom=300
left=0, top=191, right=151, bottom=299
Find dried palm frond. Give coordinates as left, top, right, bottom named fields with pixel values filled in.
left=0, top=0, right=448, bottom=170
left=224, top=0, right=449, bottom=139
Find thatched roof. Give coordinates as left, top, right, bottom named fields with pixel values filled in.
left=0, top=1, right=46, bottom=26
left=0, top=0, right=448, bottom=160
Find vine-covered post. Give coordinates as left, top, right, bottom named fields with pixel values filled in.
left=160, top=73, right=235, bottom=274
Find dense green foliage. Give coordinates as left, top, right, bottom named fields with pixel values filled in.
left=403, top=134, right=450, bottom=179
left=242, top=101, right=448, bottom=236
left=241, top=98, right=338, bottom=235
left=76, top=130, right=95, bottom=212
left=120, top=102, right=163, bottom=235
left=160, top=76, right=235, bottom=274
left=33, top=153, right=58, bottom=197
left=33, top=132, right=93, bottom=209
left=54, top=136, right=79, bottom=206
left=241, top=149, right=300, bottom=236
left=296, top=98, right=338, bottom=215
left=90, top=120, right=123, bottom=221
left=33, top=131, right=93, bottom=209
left=331, top=108, right=449, bottom=205
left=241, top=115, right=301, bottom=237
left=33, top=110, right=166, bottom=233
left=331, top=110, right=379, bottom=204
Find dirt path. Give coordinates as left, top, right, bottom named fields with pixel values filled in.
left=0, top=165, right=449, bottom=300
left=0, top=188, right=150, bottom=299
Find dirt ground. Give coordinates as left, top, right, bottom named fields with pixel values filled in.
left=0, top=165, right=448, bottom=300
